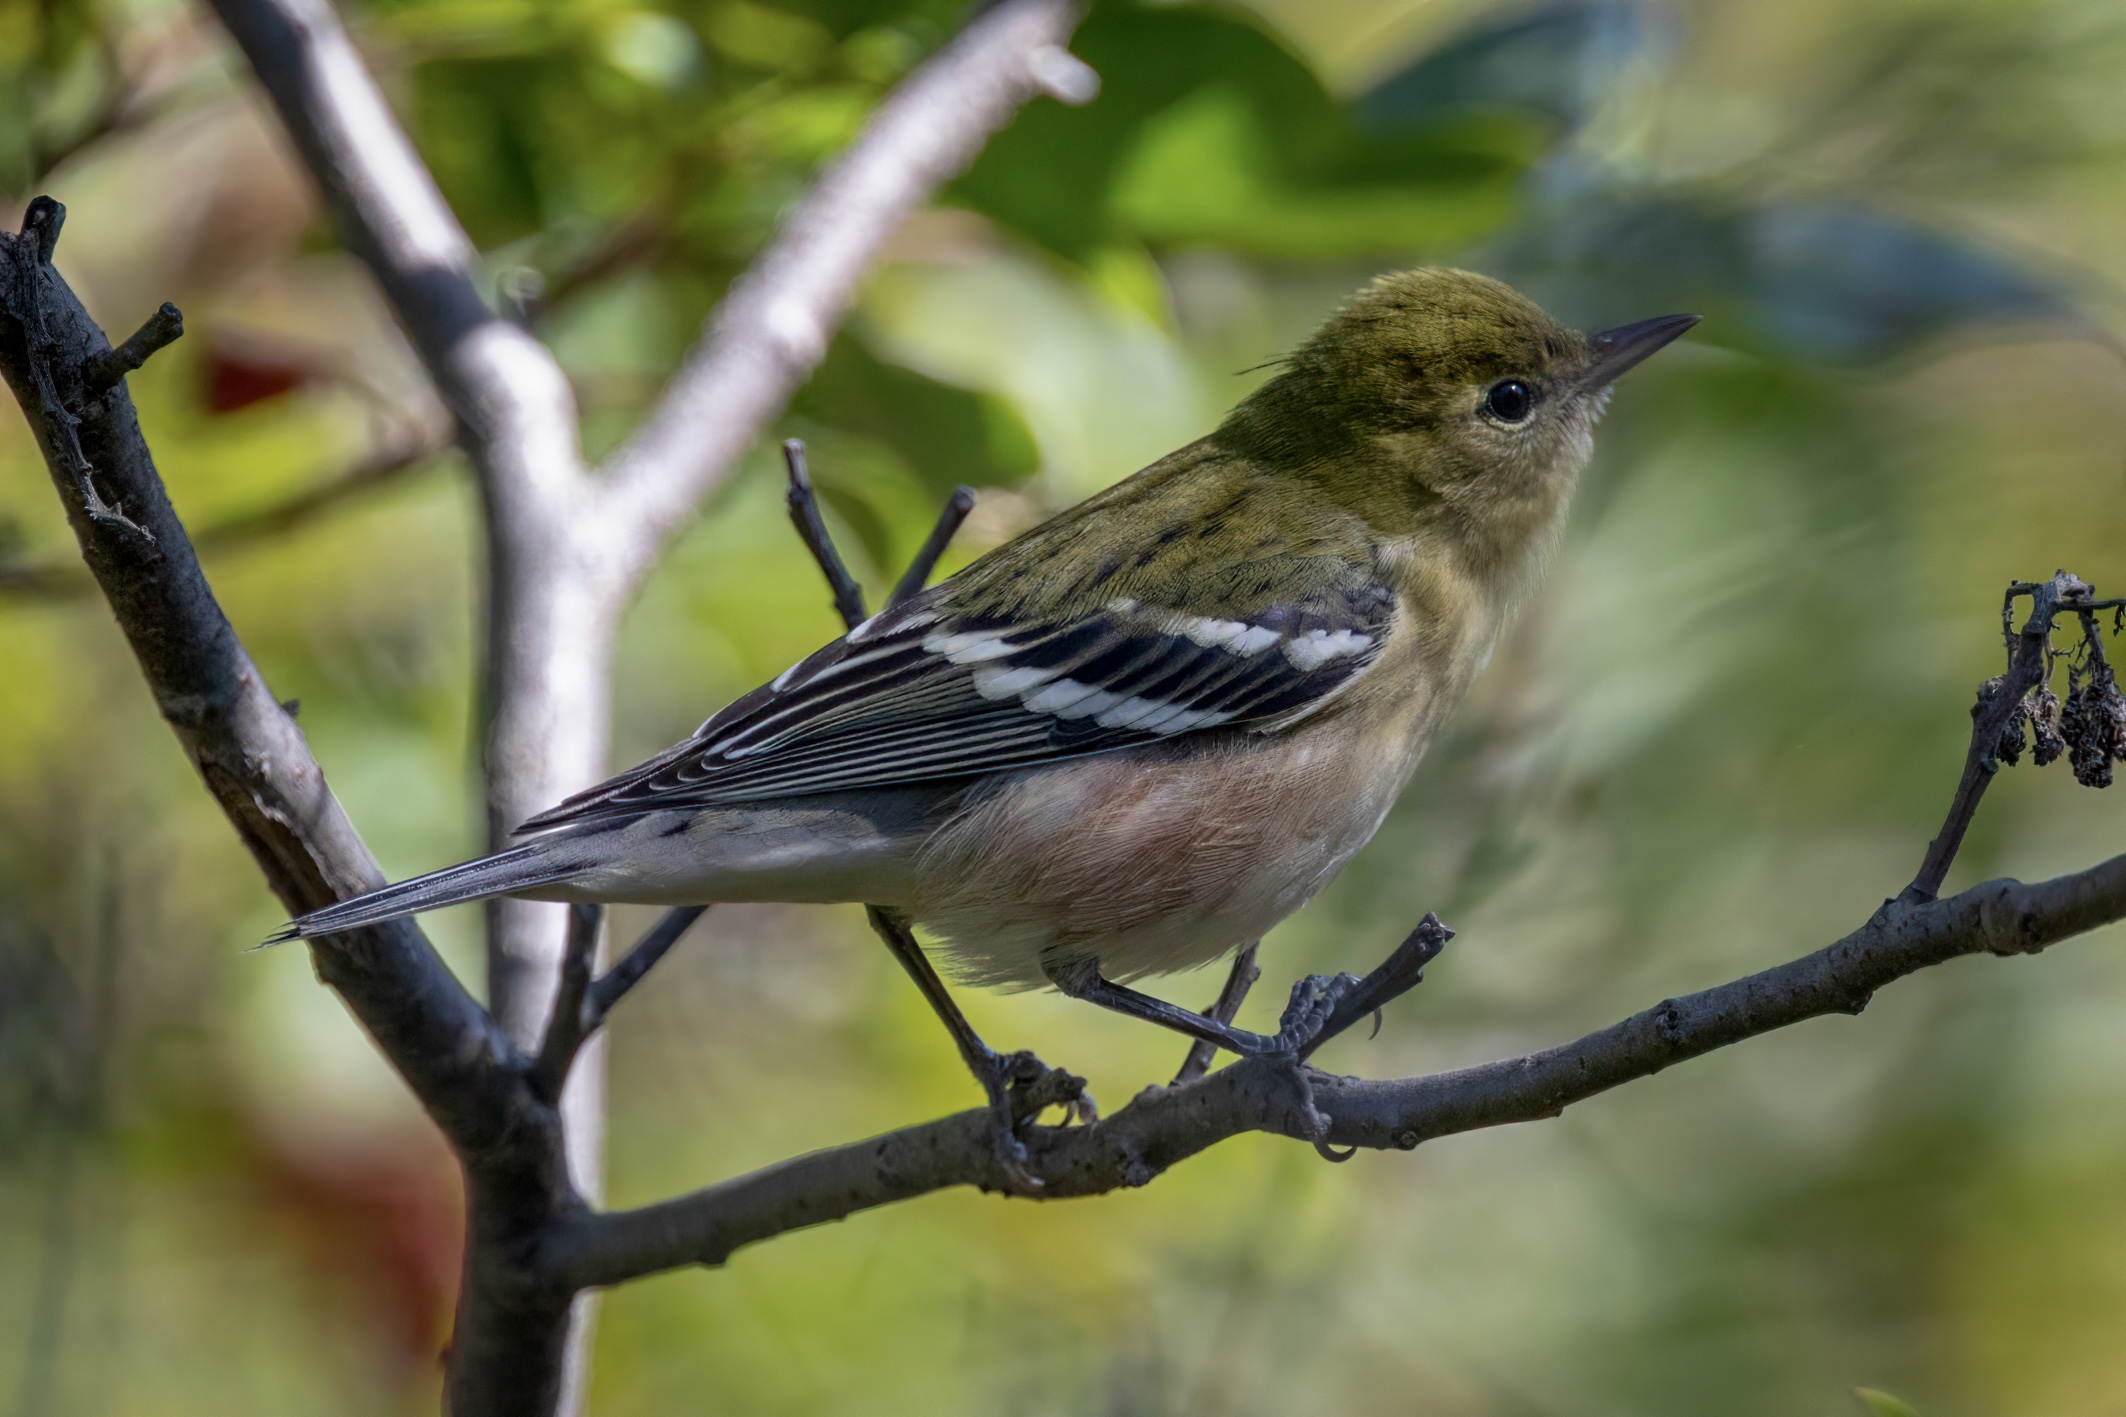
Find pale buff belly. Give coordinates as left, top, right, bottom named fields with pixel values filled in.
left=909, top=716, right=1417, bottom=990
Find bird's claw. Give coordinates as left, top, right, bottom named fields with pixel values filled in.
left=1270, top=971, right=1365, bottom=1055
left=973, top=1048, right=1094, bottom=1195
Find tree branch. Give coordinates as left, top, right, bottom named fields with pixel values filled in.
left=0, top=202, right=583, bottom=1417
left=535, top=905, right=711, bottom=1101
left=782, top=439, right=867, bottom=629
left=890, top=484, right=977, bottom=608
left=0, top=202, right=569, bottom=1252
left=540, top=852, right=2126, bottom=1290
left=84, top=301, right=183, bottom=393
left=1905, top=572, right=2114, bottom=900
left=594, top=0, right=1096, bottom=588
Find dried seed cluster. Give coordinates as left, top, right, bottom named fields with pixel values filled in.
left=2061, top=658, right=2126, bottom=787
left=1980, top=641, right=2126, bottom=787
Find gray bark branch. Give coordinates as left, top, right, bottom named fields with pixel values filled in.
left=540, top=854, right=2126, bottom=1289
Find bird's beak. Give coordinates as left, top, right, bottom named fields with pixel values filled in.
left=1578, top=313, right=1701, bottom=391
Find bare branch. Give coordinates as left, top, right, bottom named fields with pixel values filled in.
left=0, top=204, right=540, bottom=1167
left=1907, top=571, right=2103, bottom=901
left=595, top=0, right=1095, bottom=587
left=540, top=851, right=2126, bottom=1290
left=533, top=904, right=603, bottom=1102
left=0, top=204, right=580, bottom=1417
left=534, top=906, right=711, bottom=1102
left=587, top=906, right=708, bottom=1026
left=890, top=485, right=976, bottom=607
left=84, top=301, right=183, bottom=393
left=782, top=439, right=868, bottom=628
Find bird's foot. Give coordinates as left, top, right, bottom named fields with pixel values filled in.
left=1243, top=912, right=1457, bottom=1060
left=1266, top=971, right=1366, bottom=1055
left=971, top=1048, right=1095, bottom=1195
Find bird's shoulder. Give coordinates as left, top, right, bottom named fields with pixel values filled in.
left=942, top=438, right=1387, bottom=625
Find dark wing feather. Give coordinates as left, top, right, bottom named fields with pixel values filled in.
left=518, top=580, right=1397, bottom=833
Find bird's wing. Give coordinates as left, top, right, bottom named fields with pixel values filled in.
left=517, top=577, right=1397, bottom=832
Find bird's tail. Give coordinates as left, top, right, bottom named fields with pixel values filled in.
left=262, top=843, right=581, bottom=945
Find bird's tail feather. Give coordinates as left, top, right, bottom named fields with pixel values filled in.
left=262, top=843, right=579, bottom=945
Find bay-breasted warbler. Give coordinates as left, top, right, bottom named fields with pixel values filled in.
left=277, top=268, right=1695, bottom=1169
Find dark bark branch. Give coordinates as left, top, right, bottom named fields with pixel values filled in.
left=534, top=905, right=603, bottom=1103
left=540, top=852, right=2126, bottom=1290
left=782, top=439, right=867, bottom=628
left=84, top=302, right=183, bottom=393
left=889, top=485, right=976, bottom=608
left=0, top=204, right=581, bottom=1417
left=588, top=906, right=708, bottom=1025
left=1907, top=572, right=2098, bottom=900
left=535, top=905, right=711, bottom=1101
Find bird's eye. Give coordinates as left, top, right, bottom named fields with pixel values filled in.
left=1484, top=380, right=1533, bottom=423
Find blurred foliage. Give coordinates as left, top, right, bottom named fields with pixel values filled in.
left=4, top=0, right=2126, bottom=1414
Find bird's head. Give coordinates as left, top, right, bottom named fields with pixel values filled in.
left=1222, top=268, right=1697, bottom=568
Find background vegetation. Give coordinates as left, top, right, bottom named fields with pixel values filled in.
left=4, top=0, right=2126, bottom=1412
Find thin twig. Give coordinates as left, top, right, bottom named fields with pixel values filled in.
left=534, top=904, right=711, bottom=1101
left=1301, top=914, right=1454, bottom=1060
left=1907, top=570, right=2087, bottom=901
left=782, top=439, right=868, bottom=628
left=84, top=302, right=183, bottom=393
left=889, top=485, right=976, bottom=607
left=533, top=904, right=603, bottom=1102
left=587, top=906, right=708, bottom=1027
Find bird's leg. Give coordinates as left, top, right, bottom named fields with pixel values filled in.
left=1048, top=958, right=1354, bottom=1056
left=864, top=907, right=1083, bottom=1194
left=1173, top=942, right=1260, bottom=1085
left=1052, top=915, right=1454, bottom=1062
left=785, top=454, right=1084, bottom=1190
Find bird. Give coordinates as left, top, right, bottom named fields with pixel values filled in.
left=274, top=268, right=1696, bottom=1186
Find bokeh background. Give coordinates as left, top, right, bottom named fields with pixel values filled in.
left=5, top=0, right=2126, bottom=1412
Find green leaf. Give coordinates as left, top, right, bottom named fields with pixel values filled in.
left=953, top=5, right=1340, bottom=261
left=955, top=1, right=1589, bottom=262
left=790, top=333, right=1038, bottom=497
left=1854, top=1387, right=1922, bottom=1417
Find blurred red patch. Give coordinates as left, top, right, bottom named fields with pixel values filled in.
left=203, top=333, right=313, bottom=413
left=245, top=1122, right=465, bottom=1380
